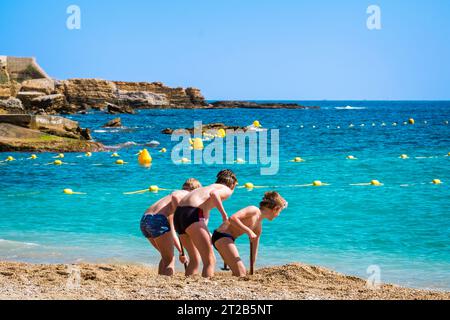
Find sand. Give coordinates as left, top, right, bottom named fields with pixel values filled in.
left=0, top=261, right=448, bottom=300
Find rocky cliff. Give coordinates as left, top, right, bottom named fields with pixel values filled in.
left=0, top=56, right=208, bottom=114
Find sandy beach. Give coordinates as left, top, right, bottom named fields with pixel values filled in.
left=0, top=261, right=448, bottom=300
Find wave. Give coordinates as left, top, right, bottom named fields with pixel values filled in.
left=0, top=239, right=40, bottom=248
left=335, top=106, right=367, bottom=110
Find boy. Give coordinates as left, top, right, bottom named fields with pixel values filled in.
left=174, top=169, right=237, bottom=277
left=212, top=191, right=287, bottom=277
left=140, top=178, right=201, bottom=276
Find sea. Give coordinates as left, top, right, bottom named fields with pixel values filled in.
left=0, top=101, right=449, bottom=290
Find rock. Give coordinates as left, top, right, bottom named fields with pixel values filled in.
left=162, top=123, right=248, bottom=135
left=0, top=114, right=92, bottom=140
left=210, top=101, right=320, bottom=109
left=77, top=127, right=93, bottom=140
left=114, top=81, right=207, bottom=107
left=29, top=94, right=69, bottom=114
left=185, top=87, right=206, bottom=105
left=62, top=79, right=118, bottom=107
left=116, top=91, right=168, bottom=109
left=103, top=118, right=122, bottom=128
left=106, top=102, right=135, bottom=114
left=0, top=98, right=25, bottom=114
left=20, top=78, right=55, bottom=95
left=16, top=91, right=46, bottom=109
left=0, top=123, right=104, bottom=152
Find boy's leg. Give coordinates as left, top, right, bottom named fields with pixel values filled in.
left=215, top=238, right=246, bottom=277
left=147, top=238, right=164, bottom=275
left=153, top=232, right=175, bottom=276
left=186, top=221, right=216, bottom=278
left=179, top=234, right=201, bottom=276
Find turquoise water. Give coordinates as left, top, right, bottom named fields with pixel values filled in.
left=0, top=101, right=449, bottom=290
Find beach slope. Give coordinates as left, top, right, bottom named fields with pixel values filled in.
left=0, top=262, right=448, bottom=300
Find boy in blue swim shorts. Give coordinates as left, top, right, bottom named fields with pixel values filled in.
left=140, top=178, right=201, bottom=276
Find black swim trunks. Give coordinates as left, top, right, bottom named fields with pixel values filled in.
left=211, top=230, right=236, bottom=250
left=174, top=206, right=205, bottom=235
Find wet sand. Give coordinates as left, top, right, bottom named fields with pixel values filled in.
left=0, top=261, right=448, bottom=300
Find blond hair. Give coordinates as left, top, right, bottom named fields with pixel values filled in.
left=182, top=178, right=201, bottom=191
left=259, top=191, right=286, bottom=210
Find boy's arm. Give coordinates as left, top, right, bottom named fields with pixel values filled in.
left=209, top=189, right=230, bottom=222
left=250, top=235, right=260, bottom=275
left=167, top=215, right=183, bottom=254
left=229, top=206, right=259, bottom=239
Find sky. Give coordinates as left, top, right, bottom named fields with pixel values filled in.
left=1, top=0, right=450, bottom=100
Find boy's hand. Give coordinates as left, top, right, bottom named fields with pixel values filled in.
left=248, top=230, right=257, bottom=241
left=179, top=254, right=188, bottom=265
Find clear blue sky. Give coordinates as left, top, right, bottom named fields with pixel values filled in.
left=1, top=0, right=449, bottom=100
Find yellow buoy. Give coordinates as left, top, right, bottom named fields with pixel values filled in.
left=85, top=152, right=92, bottom=157
left=116, top=159, right=125, bottom=165
left=6, top=156, right=15, bottom=161
left=217, top=128, right=226, bottom=138
left=111, top=153, right=119, bottom=157
left=293, top=157, right=305, bottom=162
left=29, top=154, right=37, bottom=160
left=312, top=181, right=323, bottom=187
left=149, top=185, right=159, bottom=193
left=63, top=188, right=85, bottom=195
left=54, top=160, right=63, bottom=165
left=253, top=120, right=261, bottom=128
left=138, top=149, right=152, bottom=166
left=408, top=118, right=415, bottom=125
left=347, top=155, right=357, bottom=160
left=244, top=182, right=254, bottom=190
left=192, top=138, right=204, bottom=150
left=400, top=154, right=409, bottom=159
left=432, top=179, right=442, bottom=185
left=56, top=153, right=64, bottom=159
left=159, top=148, right=167, bottom=153
left=370, top=180, right=382, bottom=186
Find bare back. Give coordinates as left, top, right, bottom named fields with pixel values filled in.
left=178, top=183, right=232, bottom=219
left=217, top=206, right=262, bottom=239
left=145, top=190, right=189, bottom=217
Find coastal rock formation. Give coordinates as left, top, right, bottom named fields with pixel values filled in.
left=61, top=79, right=117, bottom=108
left=106, top=102, right=135, bottom=114
left=20, top=78, right=55, bottom=95
left=116, top=90, right=167, bottom=108
left=103, top=117, right=122, bottom=128
left=0, top=98, right=24, bottom=114
left=0, top=56, right=209, bottom=114
left=0, top=114, right=103, bottom=152
left=162, top=123, right=248, bottom=135
left=210, top=101, right=320, bottom=109
left=29, top=94, right=69, bottom=114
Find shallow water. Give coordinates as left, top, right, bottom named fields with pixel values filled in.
left=0, top=101, right=449, bottom=290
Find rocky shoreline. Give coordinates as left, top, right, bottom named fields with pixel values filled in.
left=0, top=56, right=320, bottom=152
